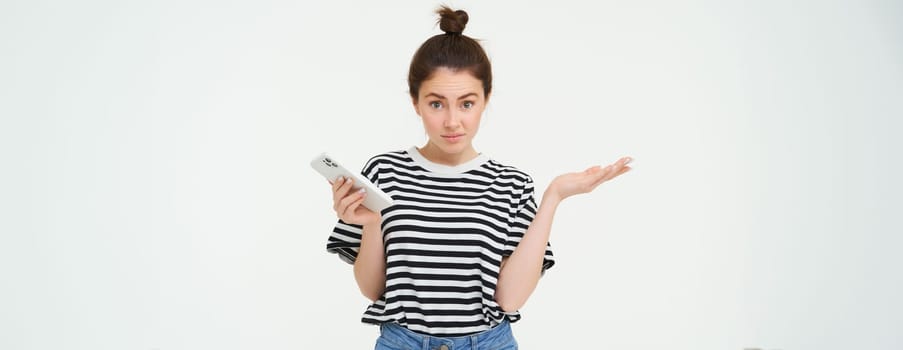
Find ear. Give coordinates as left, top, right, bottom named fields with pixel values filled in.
left=412, top=97, right=421, bottom=117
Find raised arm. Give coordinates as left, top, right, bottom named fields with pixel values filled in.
left=494, top=157, right=632, bottom=312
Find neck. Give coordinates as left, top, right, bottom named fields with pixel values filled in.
left=418, top=143, right=478, bottom=166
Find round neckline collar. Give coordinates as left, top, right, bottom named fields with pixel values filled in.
left=407, top=146, right=489, bottom=174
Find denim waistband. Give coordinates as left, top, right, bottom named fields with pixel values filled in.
left=377, top=320, right=515, bottom=350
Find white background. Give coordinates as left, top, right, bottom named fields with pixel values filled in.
left=1, top=0, right=901, bottom=349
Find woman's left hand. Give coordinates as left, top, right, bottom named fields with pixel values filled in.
left=545, top=156, right=632, bottom=203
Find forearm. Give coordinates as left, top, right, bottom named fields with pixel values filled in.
left=495, top=192, right=562, bottom=312
left=353, top=223, right=386, bottom=302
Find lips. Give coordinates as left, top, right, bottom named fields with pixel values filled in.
left=442, top=134, right=465, bottom=142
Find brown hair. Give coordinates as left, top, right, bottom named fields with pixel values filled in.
left=407, top=6, right=492, bottom=101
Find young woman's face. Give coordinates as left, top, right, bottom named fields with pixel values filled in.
left=413, top=67, right=487, bottom=164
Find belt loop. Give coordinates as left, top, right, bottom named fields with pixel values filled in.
left=422, top=335, right=429, bottom=350
left=470, top=334, right=478, bottom=350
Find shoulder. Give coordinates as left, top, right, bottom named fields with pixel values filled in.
left=364, top=149, right=409, bottom=165
left=361, top=150, right=414, bottom=173
left=481, top=158, right=534, bottom=184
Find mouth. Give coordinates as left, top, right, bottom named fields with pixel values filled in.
left=442, top=134, right=465, bottom=142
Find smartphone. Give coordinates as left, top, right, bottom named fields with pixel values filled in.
left=310, top=152, right=394, bottom=213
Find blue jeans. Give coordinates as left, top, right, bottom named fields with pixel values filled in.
left=375, top=320, right=518, bottom=350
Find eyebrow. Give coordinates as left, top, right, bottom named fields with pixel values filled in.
left=424, top=92, right=479, bottom=100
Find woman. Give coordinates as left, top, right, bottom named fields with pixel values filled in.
left=325, top=6, right=632, bottom=349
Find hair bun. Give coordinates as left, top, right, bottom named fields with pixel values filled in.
left=437, top=6, right=468, bottom=34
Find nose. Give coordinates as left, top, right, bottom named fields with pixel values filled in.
left=443, top=109, right=462, bottom=129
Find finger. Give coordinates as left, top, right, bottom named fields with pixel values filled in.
left=603, top=157, right=631, bottom=178
left=602, top=165, right=632, bottom=183
left=331, top=175, right=344, bottom=189
left=340, top=190, right=367, bottom=219
left=335, top=188, right=360, bottom=219
left=331, top=176, right=346, bottom=194
left=603, top=157, right=631, bottom=179
left=613, top=166, right=632, bottom=178
left=584, top=165, right=613, bottom=190
left=597, top=164, right=615, bottom=179
left=333, top=178, right=358, bottom=215
left=335, top=177, right=355, bottom=203
left=590, top=167, right=613, bottom=188
left=575, top=166, right=603, bottom=186
left=339, top=188, right=366, bottom=214
left=603, top=162, right=625, bottom=181
left=582, top=160, right=625, bottom=189
left=332, top=176, right=348, bottom=211
left=342, top=177, right=355, bottom=191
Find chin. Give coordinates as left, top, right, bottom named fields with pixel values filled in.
left=426, top=137, right=473, bottom=156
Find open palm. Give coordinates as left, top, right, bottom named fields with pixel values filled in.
left=546, top=156, right=632, bottom=201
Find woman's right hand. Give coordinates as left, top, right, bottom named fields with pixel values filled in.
left=331, top=176, right=381, bottom=226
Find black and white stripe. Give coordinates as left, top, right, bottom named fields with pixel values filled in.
left=326, top=147, right=554, bottom=337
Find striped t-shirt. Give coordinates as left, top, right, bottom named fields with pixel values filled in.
left=326, top=147, right=555, bottom=337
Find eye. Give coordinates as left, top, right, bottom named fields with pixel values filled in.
left=429, top=101, right=443, bottom=109
left=462, top=101, right=474, bottom=109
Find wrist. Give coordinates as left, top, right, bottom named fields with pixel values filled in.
left=541, top=188, right=563, bottom=208
left=362, top=218, right=382, bottom=233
